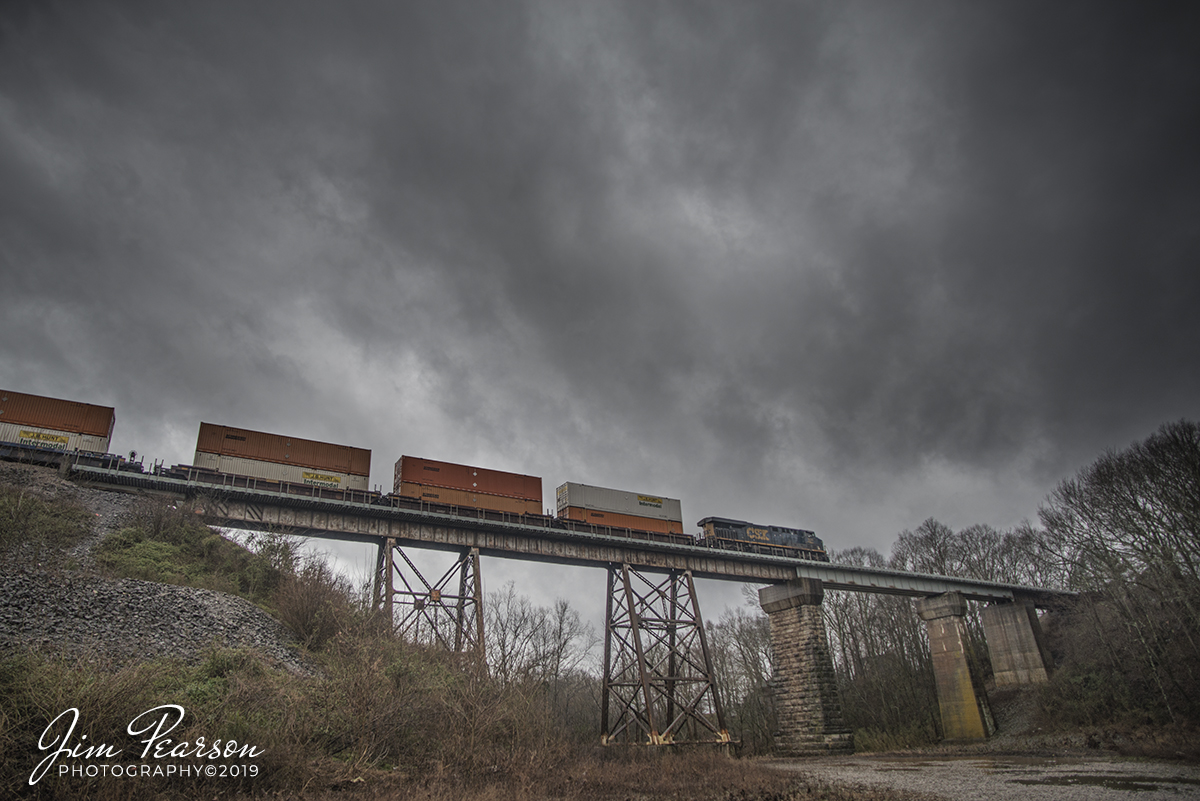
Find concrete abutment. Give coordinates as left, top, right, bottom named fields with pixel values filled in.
left=981, top=600, right=1054, bottom=687
left=916, top=592, right=995, bottom=741
left=759, top=579, right=854, bottom=755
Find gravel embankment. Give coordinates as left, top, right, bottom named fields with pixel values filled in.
left=0, top=565, right=312, bottom=673
left=0, top=463, right=312, bottom=674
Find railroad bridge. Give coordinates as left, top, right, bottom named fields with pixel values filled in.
left=71, top=461, right=1070, bottom=755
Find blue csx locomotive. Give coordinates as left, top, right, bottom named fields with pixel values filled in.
left=697, top=516, right=828, bottom=561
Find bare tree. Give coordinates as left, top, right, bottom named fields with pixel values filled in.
left=1039, top=419, right=1200, bottom=722
left=486, top=581, right=544, bottom=684
left=539, top=598, right=599, bottom=710
left=707, top=601, right=774, bottom=751
left=891, top=519, right=958, bottom=576
left=484, top=582, right=600, bottom=737
left=823, top=547, right=940, bottom=746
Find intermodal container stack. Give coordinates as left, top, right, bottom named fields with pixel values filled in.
left=556, top=482, right=684, bottom=534
left=394, top=456, right=542, bottom=515
left=193, top=423, right=371, bottom=491
left=0, top=389, right=115, bottom=453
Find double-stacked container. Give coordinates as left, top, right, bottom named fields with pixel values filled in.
left=556, top=482, right=684, bottom=534
left=193, top=423, right=371, bottom=491
left=0, top=389, right=115, bottom=453
left=394, top=456, right=542, bottom=515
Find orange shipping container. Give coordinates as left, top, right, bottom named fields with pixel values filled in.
left=394, top=456, right=541, bottom=501
left=0, top=389, right=115, bottom=438
left=397, top=482, right=542, bottom=515
left=560, top=507, right=685, bottom=535
left=195, top=423, right=370, bottom=477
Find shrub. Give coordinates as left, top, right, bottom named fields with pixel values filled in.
left=272, top=557, right=354, bottom=651
left=853, top=720, right=940, bottom=752
left=0, top=485, right=94, bottom=553
left=94, top=498, right=284, bottom=603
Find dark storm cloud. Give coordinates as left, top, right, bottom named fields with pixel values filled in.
left=1, top=0, right=1197, bottom=544
left=935, top=2, right=1200, bottom=469
left=477, top=0, right=1200, bottom=482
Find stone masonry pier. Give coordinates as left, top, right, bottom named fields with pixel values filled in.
left=759, top=579, right=854, bottom=755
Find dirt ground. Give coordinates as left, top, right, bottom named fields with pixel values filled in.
left=774, top=753, right=1200, bottom=801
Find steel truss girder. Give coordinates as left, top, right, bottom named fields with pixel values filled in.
left=376, top=538, right=485, bottom=660
left=601, top=563, right=729, bottom=745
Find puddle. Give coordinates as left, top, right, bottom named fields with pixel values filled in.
left=874, top=756, right=1087, bottom=765
left=776, top=754, right=1200, bottom=798
left=1012, top=774, right=1200, bottom=792
left=872, top=755, right=1092, bottom=771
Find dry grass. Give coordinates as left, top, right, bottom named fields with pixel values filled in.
left=0, top=483, right=94, bottom=553
left=272, top=557, right=354, bottom=651
left=93, top=497, right=286, bottom=603
left=2, top=644, right=943, bottom=801
left=235, top=749, right=940, bottom=801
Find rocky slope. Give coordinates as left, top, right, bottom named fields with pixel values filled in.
left=0, top=462, right=311, bottom=674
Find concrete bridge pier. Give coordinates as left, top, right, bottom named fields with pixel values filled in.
left=916, top=592, right=995, bottom=740
left=981, top=601, right=1054, bottom=687
left=759, top=579, right=854, bottom=755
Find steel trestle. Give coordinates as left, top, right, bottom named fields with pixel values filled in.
left=377, top=539, right=485, bottom=661
left=601, top=564, right=729, bottom=745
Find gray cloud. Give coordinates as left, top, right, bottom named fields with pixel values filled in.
left=1, top=0, right=1197, bottom=569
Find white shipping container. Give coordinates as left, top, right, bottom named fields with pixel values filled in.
left=555, top=482, right=682, bottom=522
left=193, top=452, right=369, bottom=491
left=0, top=422, right=110, bottom=454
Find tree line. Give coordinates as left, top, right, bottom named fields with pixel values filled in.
left=703, top=419, right=1200, bottom=750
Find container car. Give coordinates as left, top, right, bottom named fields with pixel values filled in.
left=556, top=482, right=684, bottom=535
left=394, top=455, right=543, bottom=515
left=697, top=516, right=828, bottom=560
left=396, top=481, right=541, bottom=515
left=395, top=456, right=542, bottom=501
left=0, top=389, right=115, bottom=454
left=193, top=422, right=371, bottom=491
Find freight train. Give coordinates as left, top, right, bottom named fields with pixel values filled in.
left=0, top=388, right=830, bottom=562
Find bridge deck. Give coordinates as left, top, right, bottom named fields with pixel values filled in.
left=70, top=463, right=1069, bottom=604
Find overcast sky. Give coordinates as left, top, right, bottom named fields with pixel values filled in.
left=2, top=1, right=1197, bottom=618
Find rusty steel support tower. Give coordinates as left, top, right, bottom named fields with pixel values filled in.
left=601, top=564, right=729, bottom=745
left=375, top=539, right=485, bottom=660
